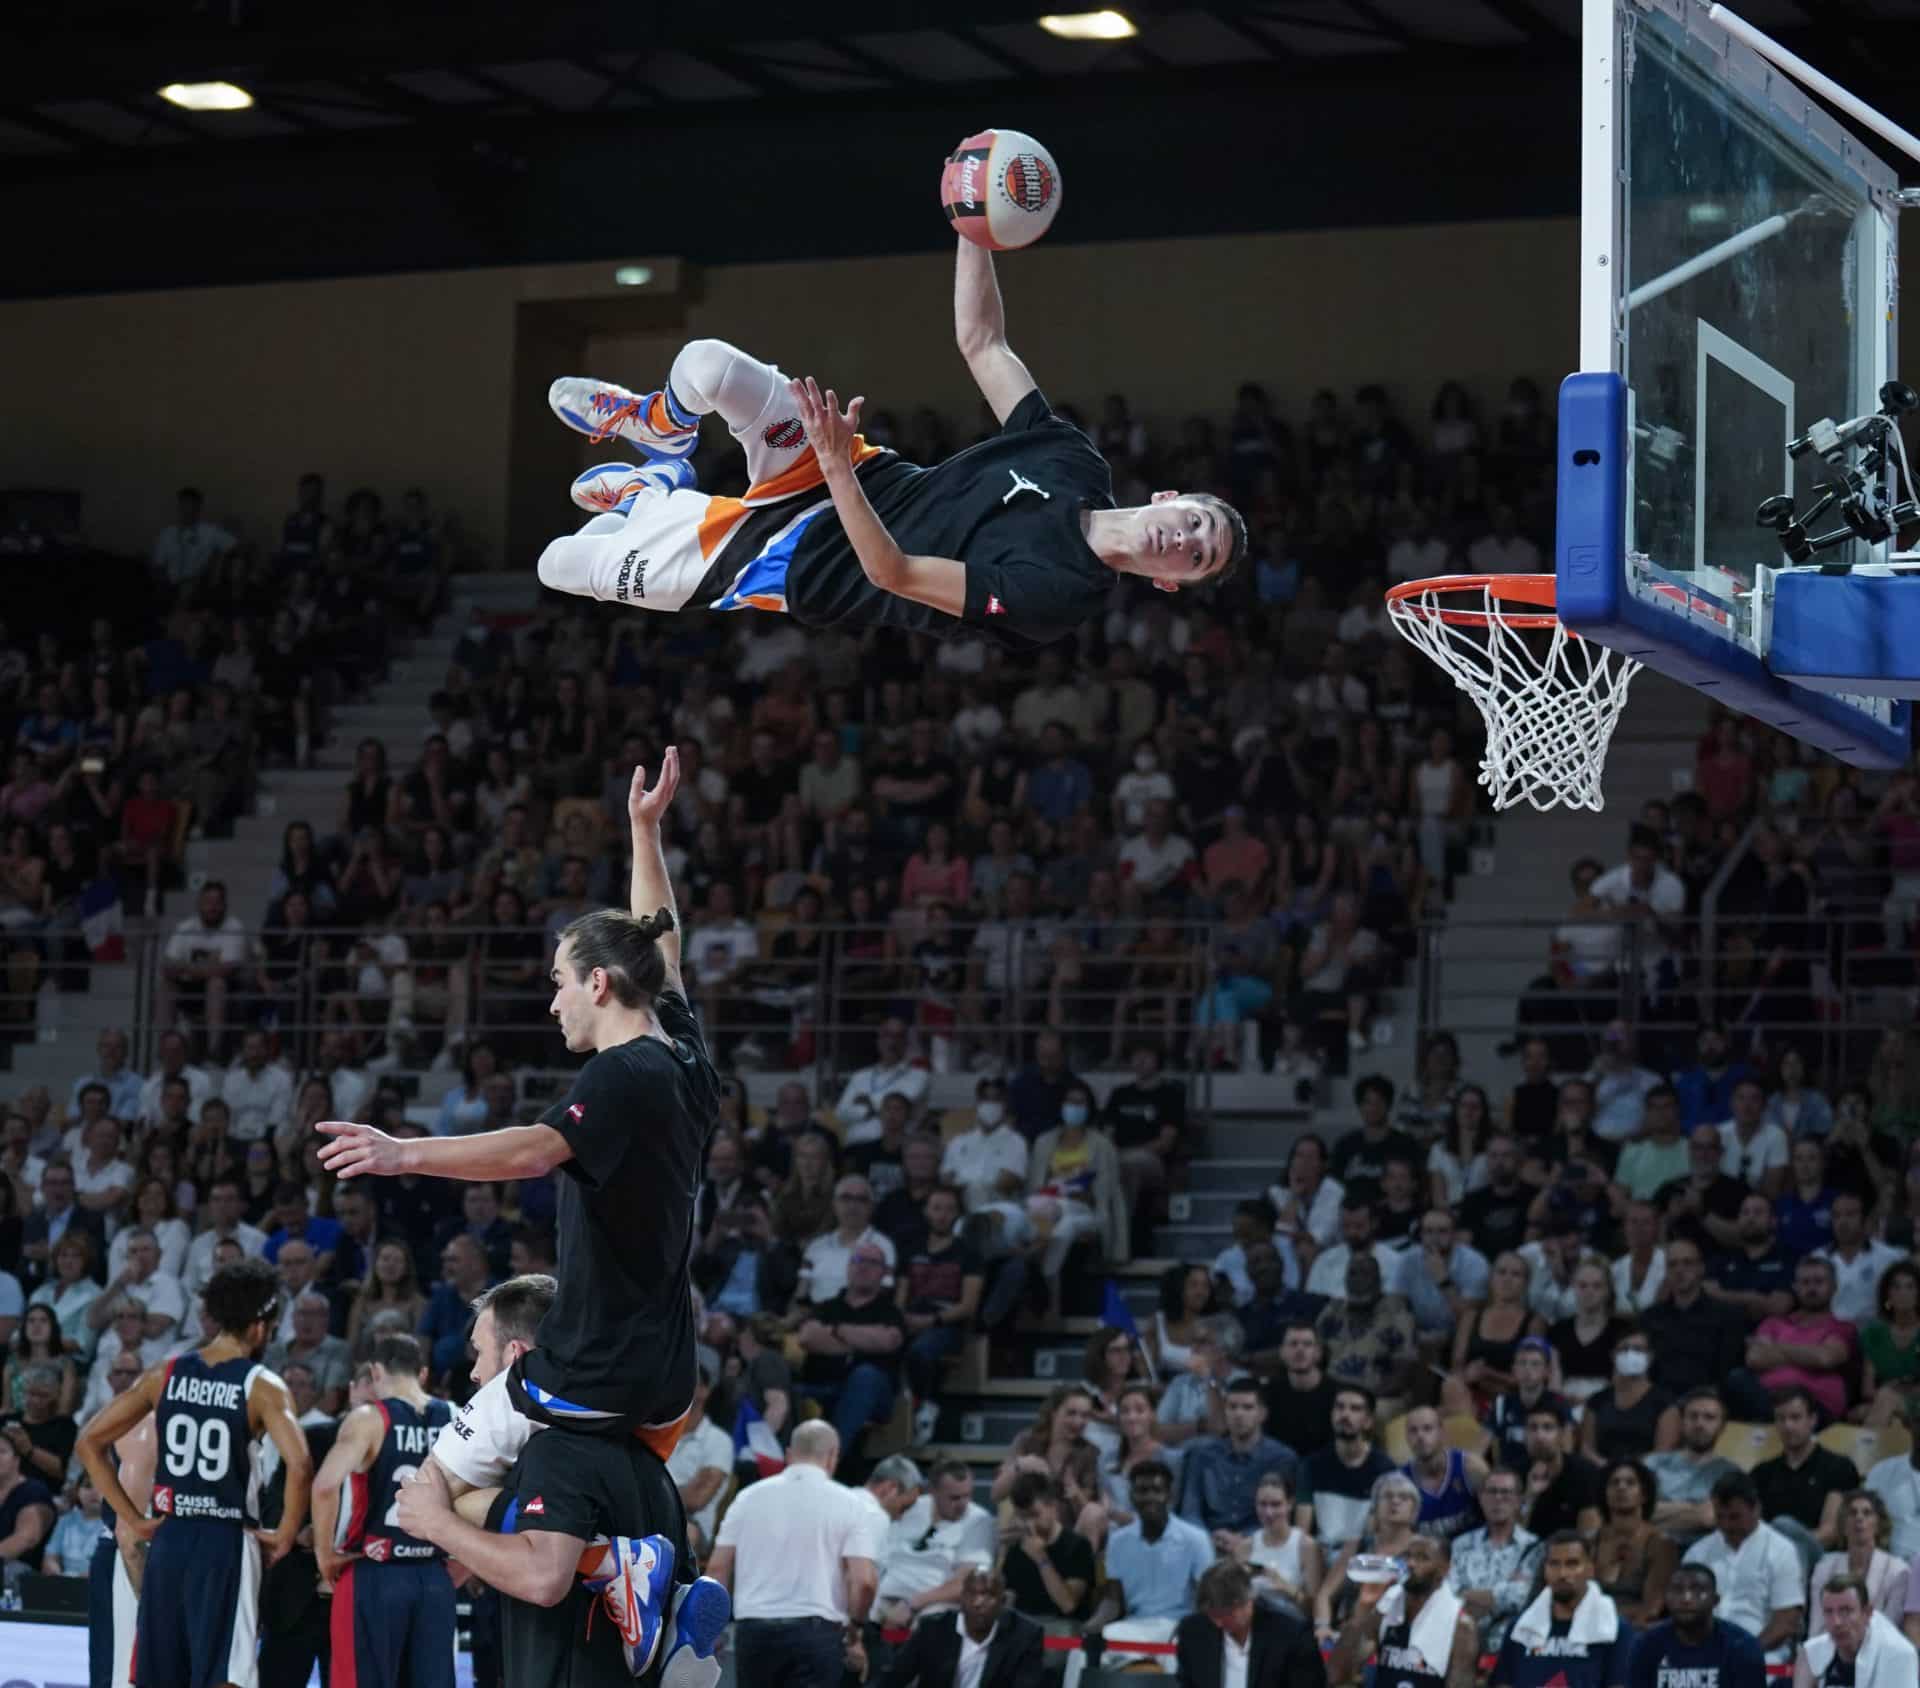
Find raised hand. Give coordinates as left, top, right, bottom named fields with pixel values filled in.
left=628, top=748, right=680, bottom=834
left=789, top=376, right=864, bottom=468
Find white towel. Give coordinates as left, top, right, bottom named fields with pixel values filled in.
left=1375, top=1580, right=1465, bottom=1673
left=1509, top=1583, right=1620, bottom=1650
left=1804, top=1613, right=1920, bottom=1688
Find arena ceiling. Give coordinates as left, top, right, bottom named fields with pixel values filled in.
left=2, top=0, right=1913, bottom=167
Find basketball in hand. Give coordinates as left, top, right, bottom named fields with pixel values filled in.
left=941, top=129, right=1063, bottom=251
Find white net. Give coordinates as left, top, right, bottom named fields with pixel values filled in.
left=1386, top=578, right=1641, bottom=812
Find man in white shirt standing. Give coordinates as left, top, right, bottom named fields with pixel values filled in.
left=835, top=1018, right=931, bottom=1146
left=181, top=1175, right=268, bottom=1298
left=709, top=1420, right=884, bottom=1688
left=221, top=1029, right=294, bottom=1146
left=1682, top=1471, right=1807, bottom=1662
left=876, top=1459, right=999, bottom=1628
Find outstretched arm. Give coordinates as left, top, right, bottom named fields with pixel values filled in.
left=954, top=235, right=1037, bottom=424
left=317, top=1120, right=572, bottom=1183
left=628, top=754, right=685, bottom=997
left=791, top=377, right=967, bottom=618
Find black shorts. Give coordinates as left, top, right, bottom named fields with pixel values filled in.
left=500, top=1426, right=693, bottom=1688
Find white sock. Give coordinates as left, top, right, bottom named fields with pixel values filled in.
left=668, top=339, right=784, bottom=438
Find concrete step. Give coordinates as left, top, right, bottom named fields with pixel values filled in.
left=1200, top=1119, right=1304, bottom=1161
left=1153, top=1222, right=1232, bottom=1258
left=1169, top=1191, right=1254, bottom=1228
left=1187, top=1159, right=1284, bottom=1194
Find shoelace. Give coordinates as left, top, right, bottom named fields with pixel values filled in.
left=589, top=394, right=645, bottom=445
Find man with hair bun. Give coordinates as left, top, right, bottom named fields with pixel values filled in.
left=317, top=753, right=730, bottom=1682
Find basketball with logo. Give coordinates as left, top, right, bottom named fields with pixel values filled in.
left=940, top=129, right=1062, bottom=251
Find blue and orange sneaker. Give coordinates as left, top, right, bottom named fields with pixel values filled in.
left=659, top=1576, right=731, bottom=1688
left=569, top=457, right=698, bottom=516
left=550, top=377, right=701, bottom=459
left=580, top=1534, right=679, bottom=1676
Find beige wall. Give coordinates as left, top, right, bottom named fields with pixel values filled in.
left=4, top=220, right=1589, bottom=561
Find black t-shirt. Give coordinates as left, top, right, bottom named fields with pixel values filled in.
left=0, top=1473, right=53, bottom=1570
left=846, top=1136, right=908, bottom=1205
left=0, top=1411, right=76, bottom=1478
left=1329, top=1127, right=1421, bottom=1202
left=1706, top=1244, right=1794, bottom=1305
left=785, top=389, right=1117, bottom=648
left=1657, top=1175, right=1750, bottom=1252
left=1102, top=1079, right=1188, bottom=1152
left=1530, top=1456, right=1604, bottom=1536
left=801, top=1292, right=907, bottom=1389
left=1826, top=1661, right=1856, bottom=1688
left=1000, top=1526, right=1096, bottom=1621
left=502, top=1428, right=691, bottom=1688
left=1458, top=1183, right=1532, bottom=1259
left=901, top=1235, right=984, bottom=1311
left=524, top=991, right=720, bottom=1418
left=1264, top=1373, right=1340, bottom=1458
left=1641, top=1297, right=1749, bottom=1397
left=1752, top=1446, right=1859, bottom=1532
left=1507, top=1079, right=1560, bottom=1146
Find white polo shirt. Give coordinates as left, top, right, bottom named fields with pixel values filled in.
left=877, top=1495, right=998, bottom=1613
left=799, top=1228, right=897, bottom=1302
left=1681, top=1522, right=1803, bottom=1642
left=941, top=1127, right=1029, bottom=1210
left=221, top=1061, right=294, bottom=1144
left=1815, top=1241, right=1908, bottom=1327
left=715, top=1462, right=883, bottom=1622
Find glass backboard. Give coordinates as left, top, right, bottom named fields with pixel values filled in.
left=1557, top=0, right=1908, bottom=766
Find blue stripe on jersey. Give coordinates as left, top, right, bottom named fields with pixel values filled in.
left=711, top=509, right=824, bottom=613
left=521, top=1380, right=620, bottom=1419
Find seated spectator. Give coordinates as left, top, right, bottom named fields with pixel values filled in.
left=1316, top=1253, right=1418, bottom=1413
left=264, top=1292, right=350, bottom=1416
left=1215, top=1198, right=1279, bottom=1310
left=1401, top=1403, right=1490, bottom=1543
left=1660, top=1126, right=1751, bottom=1256
left=1518, top=1400, right=1603, bottom=1538
left=847, top=1096, right=915, bottom=1210
left=419, top=1235, right=494, bottom=1384
left=1103, top=1384, right=1183, bottom=1526
left=897, top=1184, right=984, bottom=1444
left=1451, top=1466, right=1542, bottom=1652
left=1295, top=1383, right=1395, bottom=1549
left=88, top=1227, right=184, bottom=1346
left=1394, top=1207, right=1490, bottom=1349
left=1316, top=1472, right=1423, bottom=1637
left=160, top=880, right=251, bottom=1061
left=1588, top=1023, right=1662, bottom=1142
left=1486, top=1338, right=1569, bottom=1472
left=71, top=1117, right=134, bottom=1229
left=999, top=1470, right=1094, bottom=1624
left=1611, top=1200, right=1667, bottom=1316
left=1176, top=1376, right=1298, bottom=1537
left=1427, top=1085, right=1493, bottom=1209
left=1647, top=1390, right=1741, bottom=1550
left=1025, top=1083, right=1127, bottom=1294
left=1148, top=1265, right=1238, bottom=1385
left=1086, top=1459, right=1214, bottom=1639
left=832, top=1018, right=929, bottom=1147
left=0, top=1362, right=76, bottom=1489
left=1808, top=1492, right=1908, bottom=1632
left=1580, top=1330, right=1677, bottom=1464
left=1861, top=1262, right=1920, bottom=1428
left=1729, top=1257, right=1855, bottom=1424
left=1675, top=1024, right=1758, bottom=1132
left=1753, top=1386, right=1859, bottom=1560
left=80, top=1300, right=164, bottom=1423
left=1458, top=1134, right=1534, bottom=1261
left=346, top=1238, right=427, bottom=1354
left=1614, top=1089, right=1689, bottom=1204
left=795, top=1243, right=905, bottom=1457
left=1271, top=1134, right=1344, bottom=1258
left=1766, top=1047, right=1833, bottom=1140
left=1817, top=1195, right=1904, bottom=1333
left=1865, top=1430, right=1920, bottom=1559
left=69, top=1029, right=142, bottom=1124
left=1706, top=1195, right=1796, bottom=1330
left=4, top=1306, right=78, bottom=1419
left=1078, top=1326, right=1147, bottom=1462
left=1303, top=1196, right=1400, bottom=1299
left=797, top=1177, right=897, bottom=1307
left=1681, top=1472, right=1805, bottom=1660
left=1259, top=1328, right=1336, bottom=1459
left=262, top=1181, right=342, bottom=1272
left=224, top=1032, right=294, bottom=1150
left=1490, top=1531, right=1634, bottom=1688
left=1371, top=1154, right=1425, bottom=1250
left=1800, top=1574, right=1920, bottom=1688
left=25, top=1231, right=101, bottom=1357
left=0, top=1430, right=53, bottom=1579
left=663, top=1359, right=733, bottom=1556
left=1641, top=1238, right=1748, bottom=1404
left=433, top=1043, right=500, bottom=1138
left=138, top=1029, right=215, bottom=1128
left=1593, top=1459, right=1675, bottom=1627
left=1775, top=1138, right=1838, bottom=1258
left=1221, top=1470, right=1321, bottom=1621
left=106, top=1178, right=191, bottom=1283
left=874, top=1458, right=998, bottom=1628
left=1288, top=893, right=1383, bottom=1062
left=1720, top=1080, right=1789, bottom=1200
left=989, top=1387, right=1102, bottom=1518
left=41, top=1472, right=106, bottom=1577
left=1548, top=1261, right=1635, bottom=1405
left=432, top=1181, right=512, bottom=1280
left=1103, top=1042, right=1188, bottom=1227
left=940, top=1077, right=1027, bottom=1228
left=1329, top=1077, right=1419, bottom=1203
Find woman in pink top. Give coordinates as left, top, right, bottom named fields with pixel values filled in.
left=899, top=821, right=969, bottom=912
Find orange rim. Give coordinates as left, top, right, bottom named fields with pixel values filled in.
left=1384, top=573, right=1561, bottom=630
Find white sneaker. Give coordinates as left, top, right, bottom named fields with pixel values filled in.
left=570, top=457, right=698, bottom=515
left=550, top=377, right=701, bottom=458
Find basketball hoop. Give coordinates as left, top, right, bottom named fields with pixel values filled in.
left=1384, top=574, right=1641, bottom=813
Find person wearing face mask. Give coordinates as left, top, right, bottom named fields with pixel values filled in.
left=1112, top=737, right=1175, bottom=838
left=1026, top=1087, right=1128, bottom=1307
left=941, top=1079, right=1031, bottom=1241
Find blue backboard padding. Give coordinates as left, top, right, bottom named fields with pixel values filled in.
left=1772, top=573, right=1920, bottom=700
left=1554, top=372, right=1911, bottom=768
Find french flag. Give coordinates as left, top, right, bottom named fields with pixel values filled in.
left=732, top=1397, right=786, bottom=1478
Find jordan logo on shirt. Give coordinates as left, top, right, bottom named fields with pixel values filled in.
left=1003, top=470, right=1051, bottom=505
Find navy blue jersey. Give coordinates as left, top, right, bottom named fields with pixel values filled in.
left=152, top=1353, right=259, bottom=1525
left=1406, top=1449, right=1483, bottom=1542
left=344, top=1396, right=453, bottom=1563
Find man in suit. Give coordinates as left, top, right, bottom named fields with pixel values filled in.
left=861, top=1568, right=1045, bottom=1688
left=1176, top=1560, right=1329, bottom=1688
left=19, top=1162, right=107, bottom=1289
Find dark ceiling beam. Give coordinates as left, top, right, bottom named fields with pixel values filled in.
left=1207, top=6, right=1301, bottom=62
left=576, top=55, right=661, bottom=111
left=452, top=66, right=554, bottom=113
left=1459, top=0, right=1568, bottom=48
left=106, top=95, right=206, bottom=143
left=813, top=36, right=906, bottom=84
left=941, top=25, right=1034, bottom=78
left=1338, top=0, right=1416, bottom=46
left=678, top=46, right=792, bottom=96
left=0, top=105, right=106, bottom=154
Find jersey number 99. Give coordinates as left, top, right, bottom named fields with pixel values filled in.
left=163, top=1414, right=232, bottom=1482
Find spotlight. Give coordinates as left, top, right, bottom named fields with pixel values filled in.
left=158, top=82, right=254, bottom=112
left=1037, top=11, right=1137, bottom=41
left=613, top=266, right=653, bottom=288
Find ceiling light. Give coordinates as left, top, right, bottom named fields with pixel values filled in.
left=613, top=265, right=654, bottom=288
left=1037, top=10, right=1137, bottom=41
left=158, top=81, right=254, bottom=112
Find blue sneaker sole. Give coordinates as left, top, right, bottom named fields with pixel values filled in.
left=661, top=1578, right=732, bottom=1688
